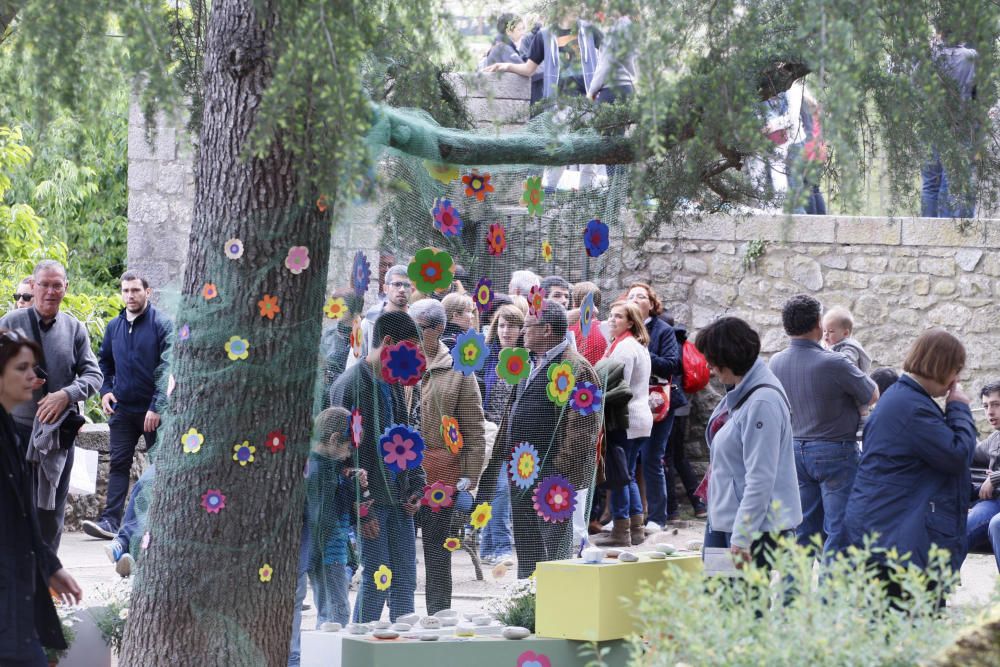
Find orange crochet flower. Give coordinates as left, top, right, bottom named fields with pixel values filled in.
left=202, top=283, right=218, bottom=300
left=258, top=294, right=280, bottom=319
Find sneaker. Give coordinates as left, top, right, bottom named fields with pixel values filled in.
left=105, top=538, right=126, bottom=564
left=82, top=518, right=117, bottom=540
left=692, top=502, right=708, bottom=519
left=116, top=553, right=135, bottom=578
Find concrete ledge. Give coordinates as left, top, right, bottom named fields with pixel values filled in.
left=900, top=218, right=987, bottom=247
left=836, top=217, right=901, bottom=245
left=446, top=72, right=531, bottom=101
left=466, top=97, right=529, bottom=125
left=734, top=214, right=836, bottom=243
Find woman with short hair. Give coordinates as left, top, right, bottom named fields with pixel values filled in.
left=1, top=329, right=83, bottom=665
left=441, top=292, right=477, bottom=351
left=695, top=317, right=801, bottom=567
left=844, top=328, right=976, bottom=599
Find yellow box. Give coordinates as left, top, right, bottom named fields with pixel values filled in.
left=535, top=554, right=702, bottom=641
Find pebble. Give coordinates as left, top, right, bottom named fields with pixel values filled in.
left=471, top=615, right=492, bottom=626
left=581, top=546, right=605, bottom=563
left=605, top=549, right=622, bottom=558
left=373, top=620, right=391, bottom=630
left=685, top=540, right=703, bottom=551
left=390, top=623, right=411, bottom=632
left=439, top=617, right=459, bottom=627
left=420, top=617, right=442, bottom=629
left=398, top=613, right=421, bottom=625
left=373, top=630, right=399, bottom=640
left=645, top=551, right=666, bottom=559
left=655, top=543, right=677, bottom=555
left=319, top=622, right=342, bottom=633
left=618, top=551, right=639, bottom=562
left=402, top=633, right=420, bottom=640
left=455, top=622, right=476, bottom=637
left=434, top=609, right=459, bottom=618
left=492, top=563, right=509, bottom=578
left=502, top=626, right=531, bottom=640
left=420, top=634, right=440, bottom=642
left=346, top=623, right=368, bottom=635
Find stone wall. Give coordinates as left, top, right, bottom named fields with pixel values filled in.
left=64, top=424, right=149, bottom=531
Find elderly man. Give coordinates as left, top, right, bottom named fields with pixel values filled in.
left=479, top=300, right=601, bottom=578
left=0, top=259, right=102, bottom=552
left=409, top=298, right=487, bottom=614
left=508, top=270, right=541, bottom=297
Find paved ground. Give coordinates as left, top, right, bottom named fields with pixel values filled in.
left=60, top=520, right=998, bottom=663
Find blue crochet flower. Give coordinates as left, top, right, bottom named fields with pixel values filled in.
left=583, top=218, right=609, bottom=258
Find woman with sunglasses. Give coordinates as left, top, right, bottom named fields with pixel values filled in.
left=0, top=329, right=83, bottom=666
left=13, top=277, right=34, bottom=310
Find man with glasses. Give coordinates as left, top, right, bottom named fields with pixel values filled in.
left=13, top=277, right=34, bottom=309
left=478, top=300, right=601, bottom=578
left=0, top=259, right=103, bottom=552
left=346, top=264, right=412, bottom=369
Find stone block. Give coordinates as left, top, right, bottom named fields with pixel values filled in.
left=157, top=162, right=194, bottom=195
left=931, top=280, right=956, bottom=296
left=466, top=97, right=529, bottom=124
left=984, top=220, right=1000, bottom=247
left=888, top=256, right=918, bottom=272
left=692, top=279, right=737, bottom=307
left=734, top=215, right=835, bottom=243
left=955, top=248, right=984, bottom=272
left=901, top=219, right=985, bottom=246
left=711, top=254, right=745, bottom=282
left=926, top=303, right=973, bottom=328
left=762, top=256, right=785, bottom=278
left=958, top=275, right=992, bottom=298
left=787, top=255, right=823, bottom=291
left=836, top=217, right=901, bottom=245
left=853, top=294, right=885, bottom=324
left=760, top=327, right=787, bottom=354
left=675, top=215, right=736, bottom=241
left=446, top=72, right=531, bottom=101
left=127, top=159, right=158, bottom=191
left=847, top=256, right=889, bottom=273
left=869, top=274, right=907, bottom=296
left=912, top=276, right=930, bottom=295
left=818, top=254, right=848, bottom=269
left=128, top=124, right=177, bottom=161
left=683, top=256, right=708, bottom=275
left=917, top=257, right=956, bottom=277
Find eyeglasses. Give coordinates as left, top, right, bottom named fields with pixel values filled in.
left=13, top=293, right=32, bottom=302
left=521, top=323, right=546, bottom=331
left=387, top=281, right=412, bottom=291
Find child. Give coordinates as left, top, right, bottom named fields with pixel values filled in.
left=822, top=306, right=871, bottom=373
left=289, top=407, right=365, bottom=667
left=105, top=464, right=156, bottom=578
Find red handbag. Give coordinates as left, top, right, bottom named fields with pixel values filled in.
left=648, top=384, right=671, bottom=422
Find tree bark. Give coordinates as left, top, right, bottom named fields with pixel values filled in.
left=370, top=62, right=810, bottom=166
left=120, top=2, right=328, bottom=664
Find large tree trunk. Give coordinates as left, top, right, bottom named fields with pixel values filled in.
left=120, top=2, right=328, bottom=664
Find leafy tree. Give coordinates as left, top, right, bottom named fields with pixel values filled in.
left=2, top=1, right=997, bottom=665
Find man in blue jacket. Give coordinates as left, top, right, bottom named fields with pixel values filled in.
left=82, top=271, right=171, bottom=539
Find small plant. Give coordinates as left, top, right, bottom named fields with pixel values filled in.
left=94, top=580, right=132, bottom=656
left=490, top=576, right=536, bottom=632
left=628, top=537, right=995, bottom=667
left=44, top=603, right=80, bottom=664
left=742, top=238, right=767, bottom=269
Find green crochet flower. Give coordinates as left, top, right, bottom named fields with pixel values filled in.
left=497, top=347, right=531, bottom=385
left=407, top=247, right=455, bottom=293
left=522, top=175, right=544, bottom=216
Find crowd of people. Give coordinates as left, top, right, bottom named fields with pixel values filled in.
left=2, top=257, right=999, bottom=665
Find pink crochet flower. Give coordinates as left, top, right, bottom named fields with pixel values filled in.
left=285, top=246, right=311, bottom=274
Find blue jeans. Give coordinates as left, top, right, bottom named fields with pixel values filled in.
left=116, top=464, right=156, bottom=552
left=310, top=562, right=351, bottom=625
left=967, top=497, right=1000, bottom=572
left=641, top=415, right=675, bottom=524
left=609, top=430, right=644, bottom=520
left=353, top=505, right=416, bottom=623
left=102, top=410, right=157, bottom=529
left=288, top=570, right=308, bottom=667
left=921, top=150, right=975, bottom=218
left=794, top=439, right=859, bottom=556
left=480, top=460, right=514, bottom=559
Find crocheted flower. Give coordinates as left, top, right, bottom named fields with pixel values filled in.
left=202, top=283, right=218, bottom=300
left=178, top=324, right=190, bottom=341
left=443, top=537, right=462, bottom=552
left=420, top=481, right=455, bottom=512
left=497, top=347, right=530, bottom=385
left=522, top=175, right=544, bottom=215
left=528, top=285, right=545, bottom=317
left=201, top=489, right=225, bottom=514
left=349, top=316, right=363, bottom=358
left=517, top=650, right=552, bottom=667
left=533, top=476, right=576, bottom=523
left=225, top=336, right=249, bottom=361
left=470, top=502, right=493, bottom=529
left=316, top=195, right=328, bottom=212
left=452, top=330, right=487, bottom=376
left=258, top=563, right=273, bottom=583
left=380, top=424, right=425, bottom=473
left=583, top=218, right=609, bottom=258
left=441, top=415, right=464, bottom=455
left=570, top=382, right=603, bottom=416
left=233, top=441, right=256, bottom=466
left=462, top=170, right=494, bottom=202
left=373, top=564, right=393, bottom=591
left=181, top=427, right=204, bottom=454
left=473, top=277, right=493, bottom=314
left=224, top=238, right=244, bottom=260
left=285, top=245, right=310, bottom=274
left=486, top=222, right=507, bottom=256
left=510, top=442, right=539, bottom=491
left=407, top=247, right=455, bottom=293
left=546, top=361, right=576, bottom=406
left=351, top=251, right=371, bottom=296
left=380, top=339, right=426, bottom=386
left=264, top=430, right=286, bottom=454
left=350, top=409, right=363, bottom=448
left=425, top=161, right=459, bottom=184
left=579, top=291, right=595, bottom=337
left=431, top=197, right=464, bottom=238
left=323, top=296, right=348, bottom=320
left=258, top=294, right=280, bottom=319
left=541, top=239, right=553, bottom=262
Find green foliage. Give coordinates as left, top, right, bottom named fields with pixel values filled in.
left=491, top=577, right=537, bottom=632
left=629, top=537, right=997, bottom=666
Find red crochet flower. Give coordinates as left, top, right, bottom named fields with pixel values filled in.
left=264, top=430, right=286, bottom=454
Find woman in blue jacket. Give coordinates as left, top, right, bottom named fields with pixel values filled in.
left=844, top=329, right=976, bottom=599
